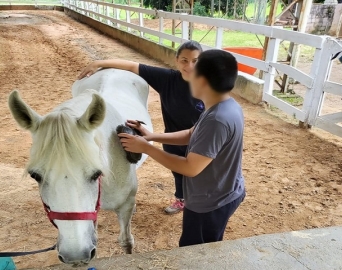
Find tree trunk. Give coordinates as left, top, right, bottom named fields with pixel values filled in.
left=225, top=0, right=229, bottom=16
left=211, top=0, right=215, bottom=17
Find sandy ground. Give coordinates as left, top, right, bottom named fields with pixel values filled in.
left=0, top=10, right=342, bottom=269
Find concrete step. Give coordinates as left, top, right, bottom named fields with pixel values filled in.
left=31, top=226, right=342, bottom=270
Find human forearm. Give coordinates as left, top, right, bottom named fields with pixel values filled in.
left=118, top=133, right=213, bottom=177
left=94, top=59, right=139, bottom=74
left=79, top=59, right=140, bottom=79
left=148, top=129, right=191, bottom=145
left=144, top=144, right=193, bottom=176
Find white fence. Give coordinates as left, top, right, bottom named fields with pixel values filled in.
left=64, top=0, right=342, bottom=136
left=0, top=0, right=62, bottom=5
left=2, top=0, right=342, bottom=137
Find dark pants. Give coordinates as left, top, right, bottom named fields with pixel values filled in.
left=179, top=191, right=246, bottom=247
left=163, top=144, right=186, bottom=199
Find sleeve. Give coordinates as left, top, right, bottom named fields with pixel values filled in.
left=189, top=119, right=230, bottom=159
left=138, top=64, right=173, bottom=94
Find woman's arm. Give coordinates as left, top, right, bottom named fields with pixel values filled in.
left=78, top=59, right=139, bottom=79
left=126, top=120, right=193, bottom=145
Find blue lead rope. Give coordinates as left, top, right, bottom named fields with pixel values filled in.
left=0, top=244, right=56, bottom=257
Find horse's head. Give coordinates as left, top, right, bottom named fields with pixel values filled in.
left=8, top=90, right=106, bottom=264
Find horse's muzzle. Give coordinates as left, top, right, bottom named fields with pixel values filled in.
left=58, top=247, right=96, bottom=264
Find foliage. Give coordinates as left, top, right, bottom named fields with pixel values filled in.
left=197, top=0, right=246, bottom=17
left=143, top=0, right=171, bottom=11
left=193, top=2, right=208, bottom=16
left=143, top=0, right=247, bottom=17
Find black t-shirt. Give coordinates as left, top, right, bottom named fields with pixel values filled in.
left=139, top=64, right=203, bottom=155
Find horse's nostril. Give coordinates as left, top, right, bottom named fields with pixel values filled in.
left=90, top=248, right=96, bottom=260
left=58, top=255, right=65, bottom=263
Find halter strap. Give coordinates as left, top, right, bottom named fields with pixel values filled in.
left=42, top=175, right=102, bottom=229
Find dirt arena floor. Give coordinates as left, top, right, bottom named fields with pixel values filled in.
left=0, top=10, right=342, bottom=269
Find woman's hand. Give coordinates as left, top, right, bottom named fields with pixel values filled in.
left=118, top=133, right=150, bottom=153
left=126, top=120, right=153, bottom=141
left=78, top=61, right=101, bottom=80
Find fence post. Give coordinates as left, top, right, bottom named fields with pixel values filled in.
left=106, top=5, right=110, bottom=25
left=215, top=27, right=223, bottom=49
left=303, top=37, right=333, bottom=126
left=139, top=12, right=144, bottom=37
left=93, top=3, right=97, bottom=19
left=181, top=13, right=189, bottom=43
left=126, top=10, right=131, bottom=32
left=84, top=1, right=89, bottom=16
left=116, top=9, right=121, bottom=28
left=101, top=4, right=105, bottom=23
left=80, top=0, right=84, bottom=15
left=262, top=37, right=281, bottom=98
left=159, top=15, right=164, bottom=45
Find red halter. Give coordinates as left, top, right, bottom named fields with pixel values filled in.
left=42, top=175, right=102, bottom=228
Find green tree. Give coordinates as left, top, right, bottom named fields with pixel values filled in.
left=143, top=0, right=171, bottom=11
left=143, top=0, right=247, bottom=17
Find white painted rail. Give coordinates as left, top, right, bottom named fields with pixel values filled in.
left=61, top=0, right=342, bottom=137
left=0, top=0, right=62, bottom=5
left=2, top=0, right=341, bottom=137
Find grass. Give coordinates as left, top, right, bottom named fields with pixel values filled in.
left=273, top=90, right=304, bottom=106
left=144, top=29, right=265, bottom=48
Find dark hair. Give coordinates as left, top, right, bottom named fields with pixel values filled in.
left=176, top=41, right=203, bottom=58
left=195, top=49, right=238, bottom=93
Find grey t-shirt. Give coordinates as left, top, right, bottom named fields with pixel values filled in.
left=183, top=98, right=245, bottom=213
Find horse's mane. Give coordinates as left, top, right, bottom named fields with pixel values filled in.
left=27, top=109, right=103, bottom=182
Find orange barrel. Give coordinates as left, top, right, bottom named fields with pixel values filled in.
left=223, top=47, right=263, bottom=75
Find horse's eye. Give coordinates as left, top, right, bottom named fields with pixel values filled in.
left=29, top=171, right=42, bottom=183
left=90, top=170, right=102, bottom=182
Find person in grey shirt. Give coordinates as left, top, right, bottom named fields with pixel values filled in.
left=119, top=49, right=245, bottom=247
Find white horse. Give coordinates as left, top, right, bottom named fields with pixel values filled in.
left=8, top=69, right=153, bottom=265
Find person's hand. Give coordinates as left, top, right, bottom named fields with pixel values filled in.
left=78, top=61, right=101, bottom=80
left=118, top=133, right=150, bottom=153
left=126, top=120, right=153, bottom=141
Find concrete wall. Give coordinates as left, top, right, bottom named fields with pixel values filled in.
left=64, top=8, right=264, bottom=104
left=32, top=226, right=342, bottom=270
left=305, top=4, right=342, bottom=35
left=0, top=5, right=63, bottom=11
left=64, top=8, right=176, bottom=69
left=329, top=4, right=342, bottom=36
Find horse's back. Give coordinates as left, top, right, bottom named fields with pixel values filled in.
left=72, top=69, right=151, bottom=127
left=71, top=69, right=152, bottom=168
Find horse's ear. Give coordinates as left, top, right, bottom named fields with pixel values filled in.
left=78, top=93, right=106, bottom=131
left=8, top=90, right=42, bottom=132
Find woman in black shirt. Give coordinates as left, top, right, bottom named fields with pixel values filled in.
left=78, top=41, right=203, bottom=215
